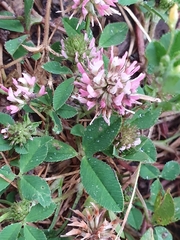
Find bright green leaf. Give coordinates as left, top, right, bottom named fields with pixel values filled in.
left=161, top=161, right=180, bottom=180
left=127, top=207, right=143, bottom=230
left=53, top=78, right=74, bottom=111
left=26, top=202, right=56, bottom=222
left=121, top=136, right=157, bottom=163
left=23, top=225, right=47, bottom=240
left=153, top=191, right=174, bottom=226
left=0, top=223, right=22, bottom=240
left=45, top=139, right=77, bottom=162
left=0, top=165, right=15, bottom=192
left=140, top=164, right=160, bottom=180
left=82, top=115, right=121, bottom=156
left=19, top=175, right=52, bottom=207
left=42, top=61, right=72, bottom=74
left=80, top=156, right=124, bottom=212
left=99, top=22, right=128, bottom=48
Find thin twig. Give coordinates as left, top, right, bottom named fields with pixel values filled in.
left=123, top=6, right=151, bottom=42
left=44, top=170, right=80, bottom=181
left=116, top=163, right=141, bottom=239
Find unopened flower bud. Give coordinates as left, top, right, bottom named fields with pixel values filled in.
left=168, top=3, right=178, bottom=30
left=9, top=200, right=31, bottom=222
left=115, top=123, right=141, bottom=152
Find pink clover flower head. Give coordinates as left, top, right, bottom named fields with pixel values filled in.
left=70, top=0, right=120, bottom=29
left=0, top=73, right=47, bottom=114
left=73, top=48, right=150, bottom=125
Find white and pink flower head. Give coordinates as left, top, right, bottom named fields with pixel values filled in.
left=0, top=73, right=46, bottom=114
left=73, top=47, right=160, bottom=125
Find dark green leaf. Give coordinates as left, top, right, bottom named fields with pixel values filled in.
left=50, top=42, right=62, bottom=62
left=173, top=197, right=180, bottom=222
left=161, top=161, right=180, bottom=180
left=23, top=225, right=47, bottom=240
left=82, top=115, right=121, bottom=156
left=140, top=164, right=160, bottom=180
left=0, top=165, right=15, bottom=192
left=5, top=35, right=28, bottom=56
left=20, top=175, right=52, bottom=207
left=154, top=226, right=172, bottom=240
left=70, top=124, right=85, bottom=137
left=0, top=112, right=14, bottom=125
left=19, top=137, right=51, bottom=174
left=26, top=202, right=56, bottom=222
left=81, top=156, right=124, bottom=212
left=0, top=134, right=12, bottom=151
left=53, top=78, right=74, bottom=110
left=56, top=104, right=77, bottom=119
left=128, top=105, right=161, bottom=129
left=45, top=139, right=77, bottom=162
left=145, top=41, right=166, bottom=73
left=121, top=136, right=157, bottom=163
left=62, top=17, right=86, bottom=36
left=42, top=61, right=72, bottom=74
left=24, top=0, right=34, bottom=31
left=149, top=179, right=164, bottom=205
left=0, top=11, right=24, bottom=32
left=99, top=22, right=128, bottom=48
left=127, top=207, right=143, bottom=230
left=0, top=223, right=22, bottom=239
left=49, top=111, right=63, bottom=134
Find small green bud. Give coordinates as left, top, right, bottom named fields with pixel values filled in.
left=64, top=34, right=88, bottom=62
left=9, top=199, right=31, bottom=222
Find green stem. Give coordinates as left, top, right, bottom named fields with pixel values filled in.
left=48, top=177, right=64, bottom=231
left=0, top=199, right=13, bottom=206
left=85, top=14, right=91, bottom=32
left=167, top=29, right=175, bottom=55
left=0, top=212, right=10, bottom=223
